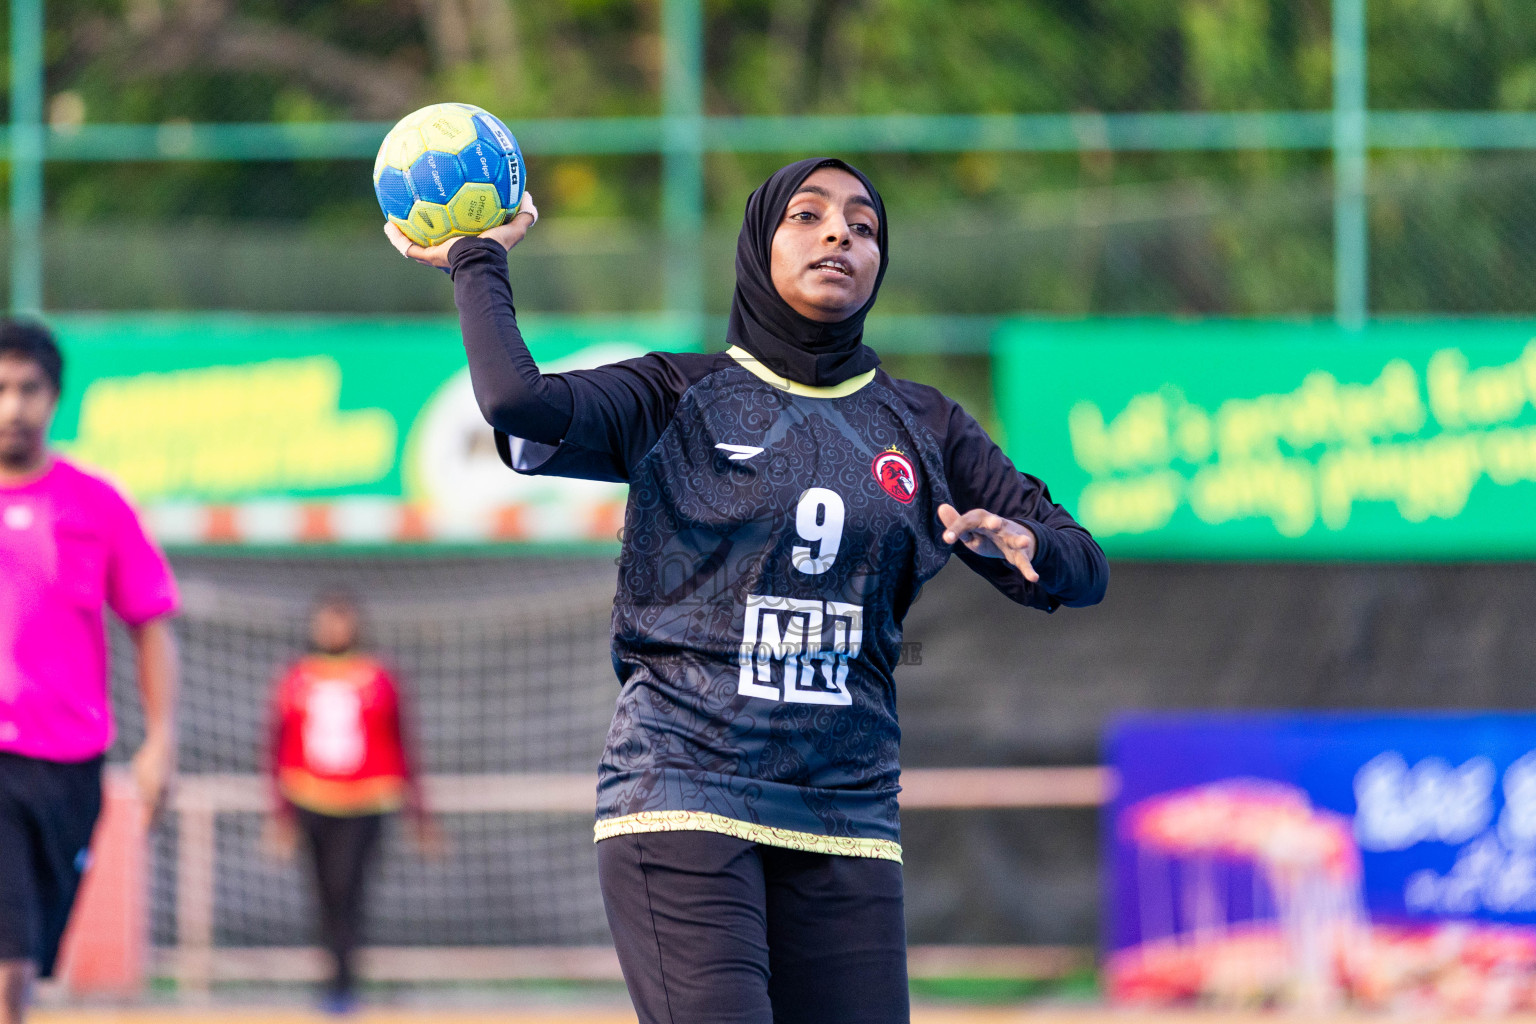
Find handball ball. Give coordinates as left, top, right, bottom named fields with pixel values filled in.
left=373, top=102, right=526, bottom=247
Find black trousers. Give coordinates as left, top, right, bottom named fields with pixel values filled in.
left=294, top=807, right=384, bottom=997
left=0, top=752, right=103, bottom=978
left=598, top=830, right=910, bottom=1024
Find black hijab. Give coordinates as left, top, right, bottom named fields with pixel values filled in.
left=725, top=157, right=887, bottom=387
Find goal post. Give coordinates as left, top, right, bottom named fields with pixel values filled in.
left=158, top=767, right=1107, bottom=992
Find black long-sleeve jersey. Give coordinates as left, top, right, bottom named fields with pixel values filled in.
left=451, top=238, right=1108, bottom=861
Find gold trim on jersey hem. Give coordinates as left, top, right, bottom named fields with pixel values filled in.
left=593, top=810, right=903, bottom=863
left=725, top=346, right=877, bottom=398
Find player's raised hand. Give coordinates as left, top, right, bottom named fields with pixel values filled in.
left=385, top=191, right=540, bottom=268
left=937, top=503, right=1040, bottom=583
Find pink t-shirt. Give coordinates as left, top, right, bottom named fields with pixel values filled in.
left=0, top=456, right=179, bottom=762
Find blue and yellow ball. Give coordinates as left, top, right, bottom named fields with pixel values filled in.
left=373, top=103, right=526, bottom=247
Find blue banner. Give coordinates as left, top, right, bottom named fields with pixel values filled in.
left=1106, top=713, right=1536, bottom=1011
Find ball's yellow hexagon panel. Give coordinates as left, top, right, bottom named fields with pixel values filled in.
left=372, top=140, right=388, bottom=183
left=387, top=213, right=425, bottom=247
left=420, top=106, right=478, bottom=155
left=447, top=183, right=505, bottom=233
left=394, top=106, right=436, bottom=132
left=384, top=127, right=428, bottom=173
left=405, top=202, right=454, bottom=246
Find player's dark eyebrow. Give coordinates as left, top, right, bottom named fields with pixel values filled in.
left=791, top=184, right=879, bottom=218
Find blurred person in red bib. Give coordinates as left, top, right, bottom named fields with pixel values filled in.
left=264, top=591, right=438, bottom=1015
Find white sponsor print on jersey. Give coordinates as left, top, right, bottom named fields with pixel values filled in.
left=737, top=595, right=862, bottom=706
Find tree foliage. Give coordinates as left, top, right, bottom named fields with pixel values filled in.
left=6, top=0, right=1535, bottom=341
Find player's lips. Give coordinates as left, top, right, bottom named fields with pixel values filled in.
left=809, top=255, right=854, bottom=279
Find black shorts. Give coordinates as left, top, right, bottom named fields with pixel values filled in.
left=598, top=830, right=910, bottom=1024
left=0, top=751, right=104, bottom=977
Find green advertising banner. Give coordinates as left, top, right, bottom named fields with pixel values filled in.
left=994, top=320, right=1536, bottom=559
left=48, top=314, right=697, bottom=547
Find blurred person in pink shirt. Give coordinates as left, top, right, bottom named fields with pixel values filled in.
left=0, top=320, right=179, bottom=1024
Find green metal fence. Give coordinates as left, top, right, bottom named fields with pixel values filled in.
left=6, top=0, right=1536, bottom=333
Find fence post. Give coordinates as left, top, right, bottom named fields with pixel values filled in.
left=1333, top=0, right=1368, bottom=330
left=661, top=0, right=705, bottom=347
left=8, top=0, right=45, bottom=314
left=175, top=786, right=217, bottom=999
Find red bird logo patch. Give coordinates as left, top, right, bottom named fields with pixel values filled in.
left=872, top=448, right=918, bottom=504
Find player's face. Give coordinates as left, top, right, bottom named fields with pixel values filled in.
left=769, top=167, right=881, bottom=323
left=0, top=354, right=57, bottom=473
left=311, top=604, right=360, bottom=654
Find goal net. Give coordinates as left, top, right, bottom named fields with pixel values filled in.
left=107, top=552, right=624, bottom=987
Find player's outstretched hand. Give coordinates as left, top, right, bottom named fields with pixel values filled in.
left=384, top=191, right=540, bottom=269
left=937, top=503, right=1040, bottom=583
